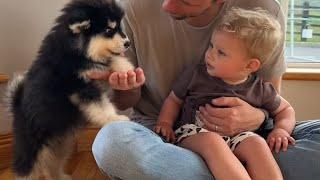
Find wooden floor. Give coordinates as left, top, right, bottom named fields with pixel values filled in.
left=0, top=152, right=111, bottom=180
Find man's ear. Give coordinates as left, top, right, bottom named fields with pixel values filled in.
left=246, top=58, right=261, bottom=73
left=69, top=20, right=90, bottom=34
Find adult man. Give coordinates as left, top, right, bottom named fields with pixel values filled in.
left=92, top=0, right=320, bottom=179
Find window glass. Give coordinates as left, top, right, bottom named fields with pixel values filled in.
left=284, top=0, right=320, bottom=63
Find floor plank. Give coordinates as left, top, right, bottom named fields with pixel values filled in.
left=0, top=152, right=110, bottom=180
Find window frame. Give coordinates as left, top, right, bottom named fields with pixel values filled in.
left=280, top=0, right=320, bottom=69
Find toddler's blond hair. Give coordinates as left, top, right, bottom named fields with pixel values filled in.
left=217, top=7, right=282, bottom=64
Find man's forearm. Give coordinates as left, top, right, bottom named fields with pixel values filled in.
left=109, top=87, right=141, bottom=110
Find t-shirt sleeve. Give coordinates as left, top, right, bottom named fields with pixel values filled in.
left=171, top=64, right=196, bottom=100
left=261, top=82, right=281, bottom=113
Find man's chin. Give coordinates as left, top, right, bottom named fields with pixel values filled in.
left=170, top=14, right=187, bottom=20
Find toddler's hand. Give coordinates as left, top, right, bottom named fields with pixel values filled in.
left=154, top=122, right=176, bottom=143
left=267, top=128, right=295, bottom=153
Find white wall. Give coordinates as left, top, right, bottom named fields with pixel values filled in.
left=0, top=0, right=69, bottom=75
left=0, top=0, right=319, bottom=133
left=282, top=80, right=320, bottom=121
left=0, top=0, right=69, bottom=133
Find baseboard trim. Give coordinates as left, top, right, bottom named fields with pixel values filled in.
left=0, top=126, right=100, bottom=170
left=0, top=74, right=9, bottom=84
left=0, top=133, right=13, bottom=170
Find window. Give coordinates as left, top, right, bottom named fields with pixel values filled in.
left=280, top=0, right=320, bottom=66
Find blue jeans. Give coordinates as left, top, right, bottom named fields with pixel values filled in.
left=92, top=120, right=320, bottom=180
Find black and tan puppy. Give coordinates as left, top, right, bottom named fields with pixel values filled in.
left=8, top=0, right=133, bottom=179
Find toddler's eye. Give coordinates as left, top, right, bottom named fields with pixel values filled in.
left=218, top=50, right=226, bottom=56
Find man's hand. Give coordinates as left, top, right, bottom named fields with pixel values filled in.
left=89, top=67, right=145, bottom=90
left=154, top=122, right=176, bottom=143
left=199, top=97, right=265, bottom=136
left=267, top=128, right=295, bottom=153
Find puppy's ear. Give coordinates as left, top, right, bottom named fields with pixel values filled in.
left=69, top=20, right=90, bottom=34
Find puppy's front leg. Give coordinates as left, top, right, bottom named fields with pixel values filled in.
left=70, top=93, right=129, bottom=126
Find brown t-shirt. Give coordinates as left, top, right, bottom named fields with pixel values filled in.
left=172, top=63, right=281, bottom=129
left=119, top=0, right=286, bottom=126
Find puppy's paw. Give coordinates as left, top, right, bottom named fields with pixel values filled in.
left=110, top=56, right=134, bottom=72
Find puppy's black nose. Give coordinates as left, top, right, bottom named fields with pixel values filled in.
left=124, top=41, right=130, bottom=48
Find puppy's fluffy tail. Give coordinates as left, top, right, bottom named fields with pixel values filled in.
left=6, top=73, right=25, bottom=112
left=5, top=73, right=37, bottom=176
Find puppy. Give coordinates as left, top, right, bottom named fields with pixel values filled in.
left=7, top=0, right=134, bottom=179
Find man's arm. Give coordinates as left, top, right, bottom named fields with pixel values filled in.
left=108, top=68, right=145, bottom=110
left=104, top=5, right=144, bottom=110
left=199, top=76, right=282, bottom=136
left=109, top=88, right=141, bottom=111
left=199, top=97, right=265, bottom=136
left=89, top=68, right=145, bottom=111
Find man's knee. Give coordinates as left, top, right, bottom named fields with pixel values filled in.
left=92, top=121, right=139, bottom=170
left=273, top=141, right=320, bottom=180
left=92, top=121, right=164, bottom=176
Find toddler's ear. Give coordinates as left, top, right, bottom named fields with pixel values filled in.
left=246, top=58, right=261, bottom=73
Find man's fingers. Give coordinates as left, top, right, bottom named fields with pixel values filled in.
left=88, top=71, right=110, bottom=80
left=212, top=97, right=246, bottom=107
left=118, top=73, right=128, bottom=87
left=201, top=118, right=221, bottom=134
left=135, top=68, right=145, bottom=84
left=109, top=72, right=119, bottom=84
left=199, top=106, right=224, bottom=126
left=127, top=70, right=136, bottom=87
left=199, top=106, right=209, bottom=118
left=202, top=104, right=231, bottom=119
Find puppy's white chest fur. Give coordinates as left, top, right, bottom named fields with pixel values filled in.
left=110, top=56, right=134, bottom=72
left=70, top=56, right=134, bottom=126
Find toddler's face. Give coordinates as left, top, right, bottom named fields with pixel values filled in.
left=205, top=31, right=251, bottom=83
